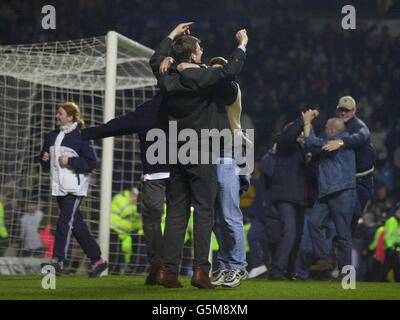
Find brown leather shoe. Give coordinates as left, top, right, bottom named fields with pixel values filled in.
left=145, top=262, right=161, bottom=285
left=332, top=275, right=345, bottom=282
left=191, top=267, right=216, bottom=289
left=156, top=265, right=183, bottom=288
left=310, top=261, right=333, bottom=271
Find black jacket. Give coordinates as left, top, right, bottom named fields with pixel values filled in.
left=149, top=37, right=246, bottom=135
left=270, top=118, right=317, bottom=206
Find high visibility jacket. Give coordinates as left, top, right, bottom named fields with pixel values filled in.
left=185, top=209, right=194, bottom=244
left=212, top=223, right=250, bottom=252
left=110, top=190, right=142, bottom=240
left=369, top=226, right=385, bottom=252
left=384, top=216, right=400, bottom=251
left=161, top=204, right=166, bottom=234
left=244, top=223, right=250, bottom=253
left=211, top=232, right=219, bottom=251
left=0, top=202, right=8, bottom=238
left=161, top=204, right=193, bottom=244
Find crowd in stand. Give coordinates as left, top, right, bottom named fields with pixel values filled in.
left=1, top=0, right=400, bottom=280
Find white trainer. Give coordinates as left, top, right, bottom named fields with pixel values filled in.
left=248, top=265, right=268, bottom=279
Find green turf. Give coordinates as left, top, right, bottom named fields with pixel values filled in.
left=0, top=275, right=399, bottom=300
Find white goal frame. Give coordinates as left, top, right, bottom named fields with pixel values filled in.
left=99, top=31, right=155, bottom=275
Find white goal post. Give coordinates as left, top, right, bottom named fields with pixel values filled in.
left=0, top=31, right=160, bottom=275
left=99, top=31, right=155, bottom=275
left=0, top=31, right=203, bottom=277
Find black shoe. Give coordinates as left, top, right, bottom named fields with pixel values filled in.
left=89, top=260, right=108, bottom=278
left=41, top=262, right=63, bottom=277
left=268, top=274, right=288, bottom=281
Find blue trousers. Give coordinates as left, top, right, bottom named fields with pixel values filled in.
left=352, top=175, right=373, bottom=235
left=270, top=202, right=304, bottom=277
left=309, top=189, right=356, bottom=274
left=213, top=158, right=247, bottom=270
left=54, top=194, right=101, bottom=262
left=247, top=216, right=269, bottom=269
left=295, top=209, right=336, bottom=278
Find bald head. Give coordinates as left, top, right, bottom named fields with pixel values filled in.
left=325, top=118, right=345, bottom=138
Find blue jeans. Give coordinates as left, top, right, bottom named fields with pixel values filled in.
left=309, top=189, right=356, bottom=274
left=295, top=209, right=336, bottom=278
left=270, top=202, right=304, bottom=277
left=213, top=158, right=247, bottom=270
left=247, top=216, right=269, bottom=269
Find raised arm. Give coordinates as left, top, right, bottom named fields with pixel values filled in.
left=81, top=93, right=162, bottom=141
left=81, top=111, right=140, bottom=140
left=149, top=22, right=193, bottom=79
left=159, top=29, right=248, bottom=93
left=302, top=109, right=329, bottom=155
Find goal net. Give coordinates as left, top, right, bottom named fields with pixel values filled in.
left=0, top=33, right=194, bottom=276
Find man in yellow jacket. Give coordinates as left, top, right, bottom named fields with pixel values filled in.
left=0, top=196, right=9, bottom=257
left=109, top=188, right=143, bottom=274
left=380, top=206, right=400, bottom=281
left=0, top=199, right=8, bottom=239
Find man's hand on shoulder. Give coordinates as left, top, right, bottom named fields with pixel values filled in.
left=177, top=62, right=200, bottom=73
left=159, top=57, right=174, bottom=75
left=322, top=140, right=344, bottom=152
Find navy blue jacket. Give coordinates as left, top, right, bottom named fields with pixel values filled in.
left=270, top=118, right=315, bottom=206
left=40, top=126, right=98, bottom=173
left=342, top=115, right=376, bottom=173
left=259, top=148, right=280, bottom=221
left=81, top=93, right=169, bottom=175
left=305, top=129, right=356, bottom=199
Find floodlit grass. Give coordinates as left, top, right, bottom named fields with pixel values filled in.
left=0, top=275, right=399, bottom=300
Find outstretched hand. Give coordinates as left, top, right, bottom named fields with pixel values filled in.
left=168, top=22, right=194, bottom=40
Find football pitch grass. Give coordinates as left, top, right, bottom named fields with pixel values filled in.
left=0, top=275, right=399, bottom=300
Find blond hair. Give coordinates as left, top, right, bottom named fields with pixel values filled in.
left=59, top=102, right=85, bottom=128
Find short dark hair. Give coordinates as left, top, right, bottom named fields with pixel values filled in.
left=169, top=35, right=200, bottom=63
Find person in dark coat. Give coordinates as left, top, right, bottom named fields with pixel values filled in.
left=268, top=117, right=317, bottom=280
left=81, top=93, right=170, bottom=285
left=149, top=23, right=248, bottom=289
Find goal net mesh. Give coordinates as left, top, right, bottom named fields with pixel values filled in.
left=0, top=36, right=194, bottom=276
